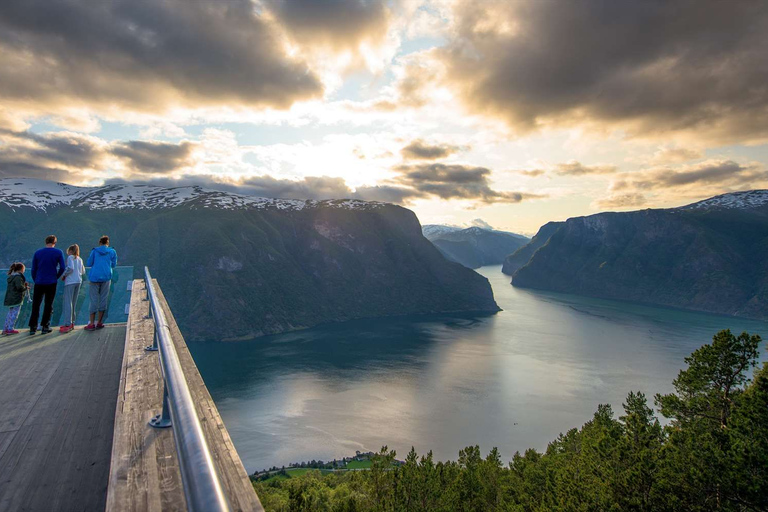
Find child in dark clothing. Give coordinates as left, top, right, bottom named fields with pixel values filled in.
left=4, top=263, right=30, bottom=335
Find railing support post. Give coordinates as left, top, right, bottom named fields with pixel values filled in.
left=145, top=324, right=159, bottom=352
left=149, top=384, right=172, bottom=428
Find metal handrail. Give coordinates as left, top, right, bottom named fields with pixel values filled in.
left=143, top=267, right=231, bottom=512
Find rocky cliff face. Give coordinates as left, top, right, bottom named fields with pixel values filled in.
left=501, top=221, right=564, bottom=275
left=510, top=190, right=768, bottom=320
left=423, top=225, right=529, bottom=269
left=0, top=179, right=499, bottom=340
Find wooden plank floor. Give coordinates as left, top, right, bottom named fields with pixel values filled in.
left=107, top=280, right=263, bottom=512
left=0, top=324, right=126, bottom=512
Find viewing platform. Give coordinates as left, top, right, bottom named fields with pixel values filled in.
left=0, top=271, right=262, bottom=511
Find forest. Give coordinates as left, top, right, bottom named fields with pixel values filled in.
left=253, top=330, right=767, bottom=511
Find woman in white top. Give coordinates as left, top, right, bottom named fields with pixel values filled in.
left=59, top=244, right=85, bottom=333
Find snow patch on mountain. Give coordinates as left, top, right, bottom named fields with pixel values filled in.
left=422, top=224, right=462, bottom=240
left=0, top=178, right=386, bottom=212
left=679, top=190, right=768, bottom=211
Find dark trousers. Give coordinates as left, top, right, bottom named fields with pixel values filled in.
left=29, top=282, right=57, bottom=329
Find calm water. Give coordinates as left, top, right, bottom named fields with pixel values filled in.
left=189, top=266, right=767, bottom=472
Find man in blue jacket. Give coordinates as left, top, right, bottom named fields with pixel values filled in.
left=85, top=235, right=118, bottom=330
left=30, top=234, right=66, bottom=334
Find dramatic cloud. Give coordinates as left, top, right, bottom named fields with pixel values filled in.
left=439, top=0, right=768, bottom=142
left=616, top=160, right=767, bottom=191
left=596, top=159, right=768, bottom=209
left=555, top=161, right=618, bottom=176
left=0, top=130, right=200, bottom=179
left=401, top=140, right=461, bottom=160
left=111, top=141, right=196, bottom=174
left=392, top=163, right=542, bottom=204
left=264, top=0, right=390, bottom=49
left=0, top=129, right=107, bottom=181
left=0, top=0, right=322, bottom=115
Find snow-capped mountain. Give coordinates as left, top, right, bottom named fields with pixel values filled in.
left=0, top=178, right=383, bottom=212
left=422, top=224, right=462, bottom=240
left=0, top=178, right=498, bottom=341
left=679, top=190, right=768, bottom=211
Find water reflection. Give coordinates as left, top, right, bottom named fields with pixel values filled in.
left=189, top=265, right=766, bottom=472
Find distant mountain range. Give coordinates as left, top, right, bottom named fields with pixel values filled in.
left=504, top=190, right=768, bottom=320
left=422, top=225, right=529, bottom=269
left=0, top=178, right=499, bottom=340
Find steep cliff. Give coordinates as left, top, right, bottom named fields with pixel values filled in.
left=511, top=191, right=768, bottom=319
left=0, top=179, right=499, bottom=340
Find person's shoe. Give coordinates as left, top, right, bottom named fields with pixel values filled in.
left=29, top=327, right=37, bottom=335
left=59, top=324, right=74, bottom=333
left=2, top=329, right=18, bottom=335
left=84, top=323, right=96, bottom=331
left=40, top=326, right=52, bottom=334
left=96, top=323, right=105, bottom=329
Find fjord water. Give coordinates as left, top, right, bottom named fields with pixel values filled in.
left=189, top=266, right=766, bottom=472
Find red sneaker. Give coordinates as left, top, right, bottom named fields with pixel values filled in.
left=84, top=323, right=96, bottom=331
left=2, top=329, right=19, bottom=335
left=59, top=324, right=71, bottom=333
left=96, top=323, right=105, bottom=329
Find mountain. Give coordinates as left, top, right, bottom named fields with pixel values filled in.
left=422, top=224, right=462, bottom=239
left=501, top=221, right=565, bottom=275
left=0, top=178, right=499, bottom=340
left=509, top=190, right=768, bottom=319
left=422, top=225, right=530, bottom=269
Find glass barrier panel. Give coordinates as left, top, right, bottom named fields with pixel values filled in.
left=0, top=266, right=135, bottom=329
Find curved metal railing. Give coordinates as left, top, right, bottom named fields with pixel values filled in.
left=143, top=267, right=231, bottom=512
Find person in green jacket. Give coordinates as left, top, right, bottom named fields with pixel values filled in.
left=4, top=262, right=30, bottom=335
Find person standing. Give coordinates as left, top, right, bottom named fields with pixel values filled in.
left=85, top=235, right=117, bottom=330
left=59, top=244, right=85, bottom=333
left=29, top=235, right=66, bottom=334
left=3, top=263, right=30, bottom=335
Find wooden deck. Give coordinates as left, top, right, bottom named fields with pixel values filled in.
left=107, top=279, right=262, bottom=512
left=0, top=278, right=262, bottom=511
left=0, top=324, right=126, bottom=511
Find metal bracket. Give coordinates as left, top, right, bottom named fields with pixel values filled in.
left=149, top=413, right=172, bottom=428
left=149, top=385, right=172, bottom=428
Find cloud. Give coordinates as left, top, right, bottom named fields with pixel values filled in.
left=111, top=141, right=196, bottom=174
left=401, top=139, right=461, bottom=160
left=470, top=218, right=494, bottom=229
left=438, top=0, right=768, bottom=143
left=0, top=130, right=200, bottom=179
left=264, top=0, right=390, bottom=49
left=0, top=129, right=107, bottom=181
left=392, top=163, right=543, bottom=204
left=0, top=0, right=322, bottom=116
left=592, top=193, right=647, bottom=210
left=650, top=147, right=703, bottom=165
left=597, top=159, right=768, bottom=208
left=105, top=173, right=420, bottom=204
left=554, top=161, right=618, bottom=176
left=517, top=169, right=546, bottom=177
left=617, top=160, right=766, bottom=191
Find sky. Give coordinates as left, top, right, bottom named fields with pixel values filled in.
left=0, top=0, right=767, bottom=234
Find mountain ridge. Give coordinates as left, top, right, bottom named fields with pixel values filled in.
left=508, top=189, right=768, bottom=320
left=0, top=179, right=499, bottom=340
left=423, top=224, right=529, bottom=269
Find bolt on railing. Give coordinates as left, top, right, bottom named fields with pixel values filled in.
left=143, top=267, right=231, bottom=512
